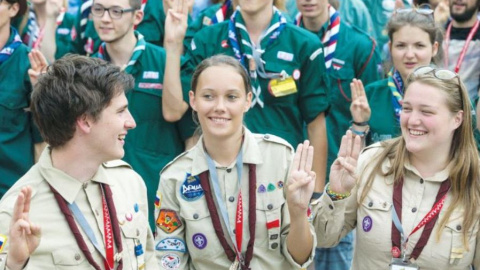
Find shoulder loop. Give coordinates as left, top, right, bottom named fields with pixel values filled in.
left=102, top=160, right=132, bottom=169
left=260, top=133, right=294, bottom=152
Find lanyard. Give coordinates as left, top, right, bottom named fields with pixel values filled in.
left=444, top=20, right=480, bottom=73
left=391, top=178, right=451, bottom=261
left=205, top=149, right=244, bottom=257
left=387, top=69, right=404, bottom=122
left=33, top=9, right=67, bottom=49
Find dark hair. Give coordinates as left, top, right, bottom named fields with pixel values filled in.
left=191, top=54, right=251, bottom=94
left=31, top=54, right=134, bottom=148
left=5, top=0, right=27, bottom=19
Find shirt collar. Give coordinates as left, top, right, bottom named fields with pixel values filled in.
left=404, top=157, right=451, bottom=182
left=38, top=147, right=113, bottom=204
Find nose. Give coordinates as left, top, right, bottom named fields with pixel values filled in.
left=405, top=46, right=415, bottom=58
left=125, top=110, right=137, bottom=130
left=408, top=110, right=422, bottom=125
left=214, top=97, right=226, bottom=112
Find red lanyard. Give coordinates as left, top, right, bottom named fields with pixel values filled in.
left=32, top=9, right=66, bottom=49
left=444, top=20, right=480, bottom=73
left=102, top=193, right=114, bottom=270
left=391, top=178, right=451, bottom=260
left=235, top=191, right=244, bottom=255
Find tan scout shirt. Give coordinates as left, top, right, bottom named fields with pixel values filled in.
left=312, top=143, right=480, bottom=270
left=154, top=128, right=316, bottom=269
left=0, top=148, right=159, bottom=270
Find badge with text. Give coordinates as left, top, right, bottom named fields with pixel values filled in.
left=390, top=258, right=419, bottom=270
left=156, top=209, right=183, bottom=234
left=156, top=237, right=187, bottom=253
left=161, top=253, right=181, bottom=269
left=180, top=173, right=204, bottom=201
left=268, top=77, right=297, bottom=97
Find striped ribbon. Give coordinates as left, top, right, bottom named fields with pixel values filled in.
left=0, top=27, right=22, bottom=64
left=211, top=0, right=232, bottom=24
left=80, top=0, right=93, bottom=40
left=97, top=31, right=146, bottom=74
left=387, top=68, right=404, bottom=122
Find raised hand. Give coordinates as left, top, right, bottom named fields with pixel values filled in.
left=286, top=141, right=316, bottom=213
left=45, top=0, right=64, bottom=18
left=328, top=130, right=362, bottom=194
left=28, top=49, right=48, bottom=86
left=163, top=0, right=189, bottom=50
left=7, top=186, right=41, bottom=270
left=350, top=79, right=371, bottom=124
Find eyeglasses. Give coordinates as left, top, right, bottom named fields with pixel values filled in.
left=394, top=4, right=434, bottom=16
left=412, top=66, right=460, bottom=83
left=91, top=4, right=136, bottom=19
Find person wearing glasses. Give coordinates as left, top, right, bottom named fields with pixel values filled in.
left=312, top=66, right=480, bottom=269
left=90, top=0, right=196, bottom=231
left=348, top=8, right=442, bottom=147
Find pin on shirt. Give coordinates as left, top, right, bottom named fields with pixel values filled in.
left=134, top=238, right=145, bottom=270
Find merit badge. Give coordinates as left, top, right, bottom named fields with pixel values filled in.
left=292, top=69, right=301, bottom=80
left=156, top=237, right=187, bottom=253
left=267, top=183, right=276, bottom=192
left=362, top=216, right=373, bottom=232
left=277, top=181, right=284, bottom=189
left=192, top=233, right=208, bottom=249
left=257, top=184, right=266, bottom=193
left=157, top=209, right=183, bottom=234
left=0, top=234, right=7, bottom=252
left=180, top=173, right=204, bottom=201
left=155, top=191, right=162, bottom=209
left=161, top=254, right=181, bottom=269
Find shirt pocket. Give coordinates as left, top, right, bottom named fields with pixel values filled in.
left=262, top=59, right=299, bottom=105
left=51, top=247, right=90, bottom=269
left=255, top=189, right=285, bottom=251
left=0, top=92, right=29, bottom=132
left=120, top=211, right=149, bottom=269
left=358, top=199, right=392, bottom=245
left=328, top=67, right=355, bottom=105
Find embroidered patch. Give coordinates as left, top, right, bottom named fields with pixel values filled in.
left=143, top=71, right=159, bottom=79
left=155, top=191, right=162, bottom=208
left=138, top=82, right=163, bottom=89
left=362, top=216, right=373, bottom=232
left=202, top=16, right=212, bottom=26
left=0, top=234, right=7, bottom=252
left=192, top=233, right=207, bottom=249
left=161, top=253, right=181, bottom=269
left=157, top=209, right=183, bottom=234
left=277, top=51, right=294, bottom=61
left=57, top=28, right=70, bottom=35
left=221, top=40, right=229, bottom=48
left=266, top=219, right=280, bottom=229
left=156, top=237, right=187, bottom=253
left=180, top=173, right=204, bottom=201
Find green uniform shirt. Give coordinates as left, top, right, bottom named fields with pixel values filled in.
left=338, top=0, right=376, bottom=39
left=54, top=12, right=76, bottom=59
left=301, top=19, right=381, bottom=182
left=0, top=31, right=42, bottom=198
left=70, top=9, right=101, bottom=55
left=185, top=12, right=329, bottom=147
left=94, top=41, right=196, bottom=229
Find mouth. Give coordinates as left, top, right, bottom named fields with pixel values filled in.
left=409, top=129, right=427, bottom=136
left=118, top=134, right=126, bottom=143
left=209, top=117, right=230, bottom=123
left=404, top=62, right=417, bottom=69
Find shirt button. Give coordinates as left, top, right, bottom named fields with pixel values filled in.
left=329, top=204, right=333, bottom=210
left=264, top=134, right=270, bottom=140
left=95, top=209, right=100, bottom=216
left=420, top=179, right=424, bottom=184
left=412, top=207, right=417, bottom=213
left=457, top=225, right=462, bottom=231
left=368, top=202, right=373, bottom=207
left=75, top=253, right=81, bottom=261
left=233, top=229, right=236, bottom=235
left=229, top=196, right=235, bottom=202
left=193, top=213, right=199, bottom=219
left=271, top=243, right=278, bottom=249
left=226, top=168, right=232, bottom=173
left=267, top=204, right=273, bottom=210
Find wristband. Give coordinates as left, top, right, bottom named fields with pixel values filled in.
left=349, top=125, right=369, bottom=137
left=349, top=120, right=369, bottom=126
left=326, top=184, right=350, bottom=201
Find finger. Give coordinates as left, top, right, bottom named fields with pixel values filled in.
left=23, top=186, right=32, bottom=216
left=351, top=134, right=362, bottom=160
left=299, top=140, right=309, bottom=171
left=28, top=52, right=38, bottom=71
left=12, top=190, right=26, bottom=222
left=15, top=219, right=32, bottom=235
left=350, top=79, right=357, bottom=101
left=337, top=134, right=348, bottom=158
left=357, top=79, right=366, bottom=98
left=292, top=143, right=303, bottom=171
left=288, top=174, right=315, bottom=191
left=338, top=157, right=357, bottom=175
left=305, top=145, right=314, bottom=172
left=30, top=222, right=42, bottom=237
left=345, top=129, right=353, bottom=158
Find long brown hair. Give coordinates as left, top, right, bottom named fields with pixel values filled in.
left=359, top=71, right=480, bottom=247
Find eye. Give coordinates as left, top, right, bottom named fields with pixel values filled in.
left=415, top=43, right=426, bottom=48
left=227, top=94, right=238, bottom=100
left=421, top=110, right=433, bottom=115
left=111, top=7, right=123, bottom=16
left=395, top=43, right=406, bottom=48
left=402, top=107, right=412, bottom=112
left=202, top=94, right=213, bottom=100
left=92, top=5, right=104, bottom=13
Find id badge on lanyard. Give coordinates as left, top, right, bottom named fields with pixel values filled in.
left=390, top=258, right=419, bottom=270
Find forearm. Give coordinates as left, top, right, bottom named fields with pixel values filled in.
left=39, top=18, right=57, bottom=63
left=286, top=213, right=313, bottom=265
left=162, top=47, right=188, bottom=122
left=308, top=113, right=327, bottom=192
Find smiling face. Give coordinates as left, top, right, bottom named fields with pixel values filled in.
left=189, top=65, right=252, bottom=141
left=400, top=81, right=462, bottom=159
left=390, top=25, right=438, bottom=81
left=296, top=0, right=328, bottom=19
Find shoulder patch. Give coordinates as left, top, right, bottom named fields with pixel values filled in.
left=102, top=160, right=132, bottom=169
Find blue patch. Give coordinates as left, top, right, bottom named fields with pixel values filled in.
left=180, top=173, right=204, bottom=201
left=156, top=237, right=187, bottom=253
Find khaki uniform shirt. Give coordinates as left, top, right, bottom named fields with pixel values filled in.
left=154, top=128, right=316, bottom=269
left=0, top=148, right=159, bottom=270
left=312, top=143, right=480, bottom=270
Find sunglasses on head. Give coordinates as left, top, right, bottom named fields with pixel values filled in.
left=412, top=66, right=460, bottom=82
left=394, top=4, right=434, bottom=16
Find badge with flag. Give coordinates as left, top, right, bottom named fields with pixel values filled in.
left=0, top=234, right=7, bottom=252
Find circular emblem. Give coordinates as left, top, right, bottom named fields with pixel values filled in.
left=161, top=254, right=180, bottom=269
left=362, top=216, right=373, bottom=232
left=391, top=246, right=401, bottom=258
left=192, top=233, right=207, bottom=249
left=292, top=69, right=301, bottom=80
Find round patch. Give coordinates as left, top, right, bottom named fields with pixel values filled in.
left=277, top=181, right=284, bottom=189
left=161, top=254, right=180, bottom=269
left=362, top=216, right=373, bottom=232
left=391, top=246, right=401, bottom=258
left=292, top=69, right=301, bottom=80
left=180, top=173, right=204, bottom=201
left=192, top=233, right=207, bottom=249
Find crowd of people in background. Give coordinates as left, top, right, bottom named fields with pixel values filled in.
left=1, top=0, right=480, bottom=269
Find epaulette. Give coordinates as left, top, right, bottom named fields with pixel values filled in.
left=361, top=141, right=383, bottom=154
left=257, top=133, right=294, bottom=152
left=102, top=159, right=132, bottom=169
left=161, top=150, right=190, bottom=175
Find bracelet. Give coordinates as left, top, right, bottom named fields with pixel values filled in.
left=349, top=120, right=369, bottom=126
left=348, top=126, right=369, bottom=137
left=326, top=184, right=350, bottom=201
left=311, top=192, right=323, bottom=200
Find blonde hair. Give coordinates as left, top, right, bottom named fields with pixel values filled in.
left=359, top=71, right=480, bottom=248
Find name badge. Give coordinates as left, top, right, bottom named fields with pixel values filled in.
left=390, top=258, right=419, bottom=270
left=268, top=77, right=297, bottom=97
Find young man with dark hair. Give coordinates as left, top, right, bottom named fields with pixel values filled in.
left=0, top=54, right=160, bottom=270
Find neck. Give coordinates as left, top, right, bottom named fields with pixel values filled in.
left=409, top=151, right=450, bottom=178
left=301, top=7, right=329, bottom=33
left=33, top=4, right=47, bottom=28
left=51, top=145, right=102, bottom=183
left=203, top=130, right=243, bottom=167
left=0, top=25, right=10, bottom=50
left=452, top=14, right=478, bottom=28
left=241, top=7, right=273, bottom=45
left=105, top=31, right=137, bottom=68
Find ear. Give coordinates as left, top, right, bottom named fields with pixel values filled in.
left=76, top=114, right=93, bottom=134
left=189, top=90, right=197, bottom=111
left=133, top=10, right=144, bottom=26
left=432, top=41, right=439, bottom=58
left=388, top=41, right=392, bottom=54
left=453, top=110, right=464, bottom=129
left=244, top=92, right=252, bottom=113
left=8, top=2, right=20, bottom=19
